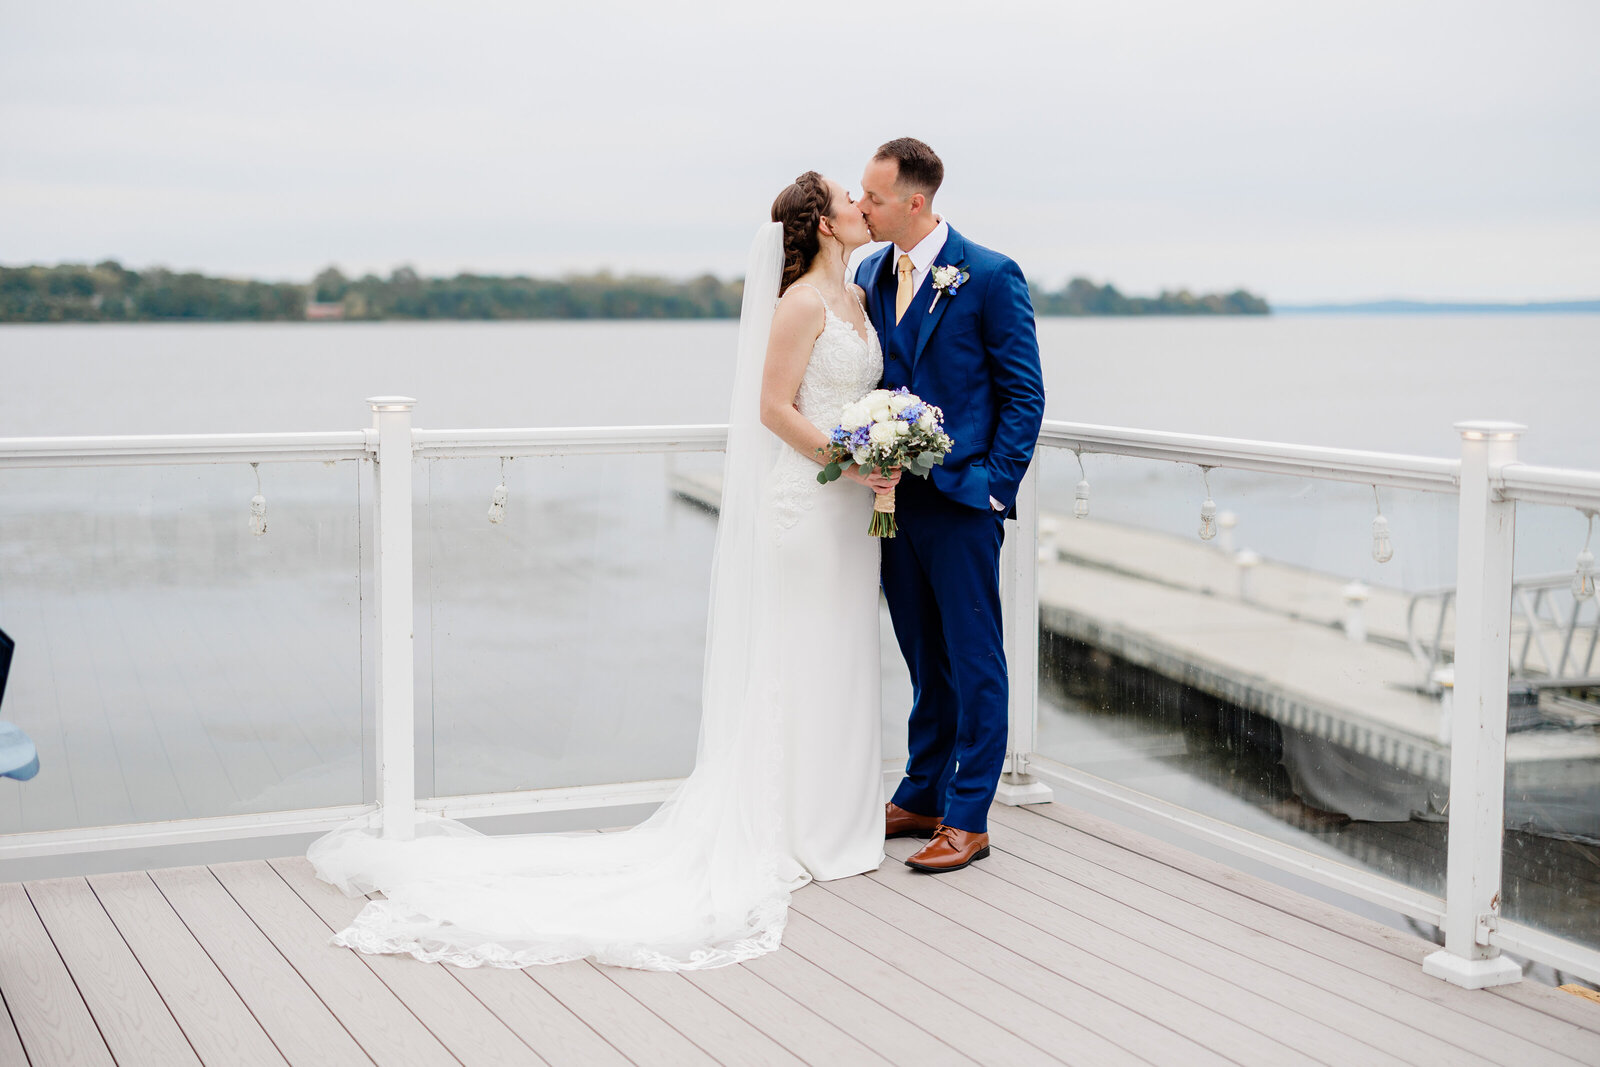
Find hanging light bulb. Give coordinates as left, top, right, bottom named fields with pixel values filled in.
left=1198, top=467, right=1217, bottom=541
left=487, top=457, right=509, bottom=524
left=1072, top=450, right=1090, bottom=519
left=249, top=462, right=267, bottom=537
left=1371, top=486, right=1393, bottom=563
left=1575, top=512, right=1596, bottom=602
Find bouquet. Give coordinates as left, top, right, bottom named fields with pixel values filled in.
left=817, top=388, right=954, bottom=537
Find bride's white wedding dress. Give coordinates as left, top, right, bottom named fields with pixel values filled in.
left=307, top=223, right=885, bottom=971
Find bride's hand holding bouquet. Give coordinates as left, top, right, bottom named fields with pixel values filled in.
left=816, top=388, right=955, bottom=537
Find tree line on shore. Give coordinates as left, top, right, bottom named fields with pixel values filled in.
left=0, top=261, right=1269, bottom=322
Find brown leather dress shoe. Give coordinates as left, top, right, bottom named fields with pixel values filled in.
left=905, top=825, right=991, bottom=872
left=885, top=802, right=943, bottom=840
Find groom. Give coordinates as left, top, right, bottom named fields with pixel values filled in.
left=856, top=138, right=1045, bottom=873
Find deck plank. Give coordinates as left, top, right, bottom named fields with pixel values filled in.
left=86, top=870, right=287, bottom=1067
left=0, top=987, right=29, bottom=1067
left=148, top=864, right=371, bottom=1067
left=520, top=959, right=715, bottom=1066
left=837, top=863, right=1357, bottom=1067
left=1020, top=805, right=1600, bottom=1039
left=25, top=876, right=203, bottom=1066
left=680, top=954, right=892, bottom=1066
left=1004, top=804, right=1600, bottom=1062
left=957, top=828, right=1583, bottom=1067
left=446, top=965, right=631, bottom=1067
left=801, top=878, right=1204, bottom=1065
left=596, top=962, right=804, bottom=1066
left=738, top=933, right=974, bottom=1067
left=595, top=966, right=806, bottom=1067
left=0, top=881, right=116, bottom=1066
left=889, top=833, right=1461, bottom=1067
left=777, top=908, right=1074, bottom=1066
left=208, top=860, right=456, bottom=1067
left=268, top=856, right=544, bottom=1066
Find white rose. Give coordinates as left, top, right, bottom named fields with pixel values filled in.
left=839, top=402, right=871, bottom=430
left=868, top=421, right=896, bottom=446
left=863, top=388, right=893, bottom=406
left=888, top=394, right=915, bottom=414
left=869, top=403, right=892, bottom=423
left=916, top=409, right=936, bottom=430
left=893, top=420, right=910, bottom=436
left=852, top=447, right=872, bottom=466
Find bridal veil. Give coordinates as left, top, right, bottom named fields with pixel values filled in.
left=307, top=223, right=808, bottom=970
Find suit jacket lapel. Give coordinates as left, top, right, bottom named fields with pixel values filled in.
left=871, top=246, right=895, bottom=336
left=912, top=227, right=966, bottom=369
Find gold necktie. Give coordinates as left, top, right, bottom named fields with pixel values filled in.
left=894, top=254, right=915, bottom=324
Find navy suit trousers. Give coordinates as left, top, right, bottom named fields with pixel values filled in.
left=881, top=474, right=1008, bottom=833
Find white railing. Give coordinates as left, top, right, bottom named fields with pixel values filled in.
left=1, top=400, right=1597, bottom=989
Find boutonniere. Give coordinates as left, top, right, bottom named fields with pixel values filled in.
left=928, top=264, right=969, bottom=312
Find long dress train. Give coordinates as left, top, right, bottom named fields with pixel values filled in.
left=306, top=224, right=885, bottom=970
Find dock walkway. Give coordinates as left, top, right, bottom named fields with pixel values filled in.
left=2, top=802, right=1596, bottom=1066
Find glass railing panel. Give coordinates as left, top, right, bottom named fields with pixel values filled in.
left=421, top=449, right=912, bottom=799
left=1500, top=499, right=1600, bottom=954
left=420, top=452, right=718, bottom=796
left=1034, top=446, right=1460, bottom=901
left=0, top=461, right=366, bottom=833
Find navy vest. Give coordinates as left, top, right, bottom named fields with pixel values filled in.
left=886, top=277, right=932, bottom=382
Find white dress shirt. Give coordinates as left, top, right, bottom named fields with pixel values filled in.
left=894, top=217, right=949, bottom=298
left=895, top=219, right=1006, bottom=513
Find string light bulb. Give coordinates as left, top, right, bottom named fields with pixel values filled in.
left=1073, top=450, right=1090, bottom=519
left=1575, top=511, right=1596, bottom=602
left=1198, top=467, right=1218, bottom=541
left=249, top=462, right=267, bottom=537
left=1371, top=486, right=1393, bottom=563
left=487, top=457, right=509, bottom=524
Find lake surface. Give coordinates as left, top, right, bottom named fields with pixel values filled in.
left=3, top=315, right=1596, bottom=461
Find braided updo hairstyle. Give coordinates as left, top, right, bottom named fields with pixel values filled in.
left=770, top=171, right=832, bottom=295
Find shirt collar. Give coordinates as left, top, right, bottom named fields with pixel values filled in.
left=896, top=218, right=949, bottom=273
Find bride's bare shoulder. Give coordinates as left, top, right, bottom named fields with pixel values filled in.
left=771, top=282, right=825, bottom=335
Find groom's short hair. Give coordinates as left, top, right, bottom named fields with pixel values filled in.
left=874, top=138, right=943, bottom=201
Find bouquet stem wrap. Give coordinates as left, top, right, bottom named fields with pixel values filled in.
left=870, top=487, right=897, bottom=538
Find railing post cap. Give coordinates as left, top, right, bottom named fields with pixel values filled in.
left=368, top=396, right=418, bottom=412
left=1454, top=420, right=1526, bottom=440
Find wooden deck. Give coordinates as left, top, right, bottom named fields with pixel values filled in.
left=2, top=803, right=1596, bottom=1066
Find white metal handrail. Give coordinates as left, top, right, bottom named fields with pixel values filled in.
left=0, top=429, right=370, bottom=468
left=1499, top=462, right=1600, bottom=510
left=1039, top=420, right=1461, bottom=493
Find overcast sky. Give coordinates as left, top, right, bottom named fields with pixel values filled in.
left=2, top=0, right=1596, bottom=302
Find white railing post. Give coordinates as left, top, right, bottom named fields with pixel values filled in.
left=998, top=463, right=1053, bottom=805
left=368, top=396, right=417, bottom=841
left=1424, top=420, right=1525, bottom=988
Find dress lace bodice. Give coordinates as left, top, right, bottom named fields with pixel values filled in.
left=769, top=285, right=883, bottom=529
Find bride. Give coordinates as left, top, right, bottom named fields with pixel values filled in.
left=308, top=171, right=898, bottom=971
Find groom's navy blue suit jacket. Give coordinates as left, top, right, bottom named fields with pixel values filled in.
left=855, top=227, right=1045, bottom=513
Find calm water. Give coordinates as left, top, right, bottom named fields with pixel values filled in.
left=6, top=314, right=1595, bottom=587
left=0, top=316, right=1595, bottom=460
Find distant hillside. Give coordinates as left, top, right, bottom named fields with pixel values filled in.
left=0, top=261, right=1271, bottom=322
left=1032, top=277, right=1268, bottom=316
left=1276, top=298, right=1600, bottom=314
